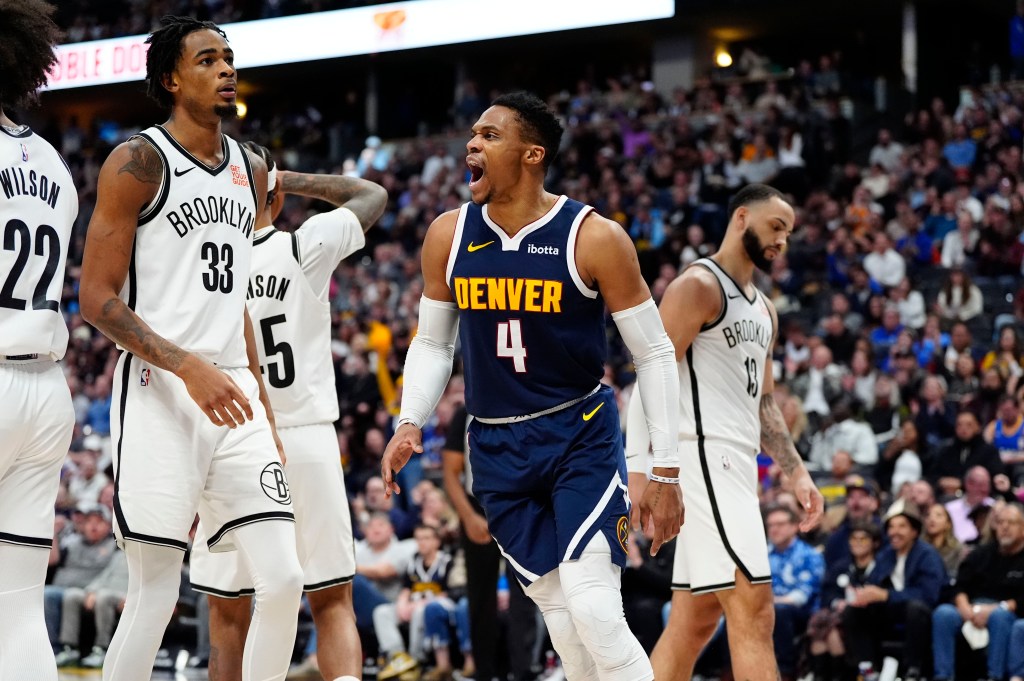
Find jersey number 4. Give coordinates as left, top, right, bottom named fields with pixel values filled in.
left=0, top=219, right=61, bottom=311
left=497, top=320, right=527, bottom=373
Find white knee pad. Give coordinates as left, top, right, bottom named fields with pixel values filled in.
left=526, top=570, right=598, bottom=681
left=558, top=534, right=653, bottom=681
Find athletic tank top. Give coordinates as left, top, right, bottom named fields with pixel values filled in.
left=126, top=126, right=257, bottom=367
left=0, top=125, right=77, bottom=360
left=446, top=196, right=605, bottom=419
left=993, top=416, right=1024, bottom=461
left=679, top=258, right=775, bottom=453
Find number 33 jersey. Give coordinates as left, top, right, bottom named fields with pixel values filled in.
left=680, top=258, right=775, bottom=454
left=0, top=126, right=77, bottom=359
left=447, top=196, right=606, bottom=420
left=247, top=209, right=364, bottom=428
left=124, top=126, right=257, bottom=367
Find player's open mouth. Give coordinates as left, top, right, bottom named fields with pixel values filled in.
left=467, top=160, right=485, bottom=188
left=218, top=85, right=236, bottom=100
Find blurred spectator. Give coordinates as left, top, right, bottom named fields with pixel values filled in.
left=984, top=395, right=1024, bottom=484
left=931, top=503, right=1024, bottom=681
left=811, top=395, right=878, bottom=472
left=914, top=376, right=957, bottom=460
left=982, top=325, right=1024, bottom=395
left=936, top=268, right=984, bottom=322
left=932, top=414, right=1003, bottom=497
left=842, top=500, right=945, bottom=680
left=921, top=503, right=965, bottom=578
left=890, top=277, right=927, bottom=330
left=869, top=128, right=905, bottom=173
left=791, top=345, right=843, bottom=425
left=946, top=467, right=997, bottom=543
left=766, top=505, right=824, bottom=679
left=881, top=420, right=923, bottom=496
left=823, top=475, right=883, bottom=566
left=66, top=436, right=109, bottom=507
left=864, top=233, right=906, bottom=288
left=53, top=548, right=128, bottom=669
left=940, top=213, right=980, bottom=269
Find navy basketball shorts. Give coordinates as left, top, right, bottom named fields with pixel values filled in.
left=469, top=385, right=630, bottom=586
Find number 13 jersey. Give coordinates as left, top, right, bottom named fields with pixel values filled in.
left=446, top=196, right=606, bottom=420
left=125, top=126, right=257, bottom=368
left=680, top=258, right=775, bottom=454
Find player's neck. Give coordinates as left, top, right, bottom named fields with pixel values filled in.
left=0, top=108, right=14, bottom=128
left=162, top=111, right=225, bottom=166
left=711, top=238, right=756, bottom=288
left=485, top=187, right=558, bottom=236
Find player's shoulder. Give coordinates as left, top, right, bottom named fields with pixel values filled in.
left=423, top=207, right=462, bottom=247
left=662, top=261, right=723, bottom=319
left=103, top=136, right=164, bottom=183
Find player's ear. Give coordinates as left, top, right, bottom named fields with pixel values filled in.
left=161, top=71, right=180, bottom=97
left=524, top=144, right=545, bottom=168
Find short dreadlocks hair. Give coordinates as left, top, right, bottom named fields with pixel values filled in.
left=491, top=91, right=564, bottom=169
left=242, top=141, right=277, bottom=208
left=145, top=15, right=228, bottom=109
left=0, top=0, right=62, bottom=110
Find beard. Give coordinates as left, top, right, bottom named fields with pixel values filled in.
left=742, top=228, right=773, bottom=271
left=214, top=102, right=238, bottom=119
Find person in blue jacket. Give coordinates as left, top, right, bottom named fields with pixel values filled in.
left=841, top=498, right=947, bottom=681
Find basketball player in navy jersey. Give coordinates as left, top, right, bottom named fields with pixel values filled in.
left=80, top=17, right=302, bottom=681
left=0, top=3, right=77, bottom=679
left=382, top=91, right=683, bottom=681
left=628, top=184, right=824, bottom=681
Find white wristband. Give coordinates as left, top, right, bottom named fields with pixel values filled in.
left=648, top=473, right=680, bottom=484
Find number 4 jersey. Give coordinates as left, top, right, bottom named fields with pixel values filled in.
left=447, top=196, right=606, bottom=420
left=124, top=126, right=257, bottom=367
left=0, top=125, right=77, bottom=359
left=680, top=258, right=775, bottom=454
left=247, top=208, right=364, bottom=428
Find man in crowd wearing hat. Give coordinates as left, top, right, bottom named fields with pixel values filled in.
left=824, top=474, right=884, bottom=566
left=931, top=503, right=1024, bottom=681
left=841, top=499, right=946, bottom=681
left=946, top=466, right=997, bottom=544
left=43, top=504, right=117, bottom=654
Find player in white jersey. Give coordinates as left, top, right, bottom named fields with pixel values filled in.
left=189, top=143, right=387, bottom=681
left=627, top=184, right=824, bottom=681
left=0, top=3, right=77, bottom=679
left=79, top=17, right=302, bottom=681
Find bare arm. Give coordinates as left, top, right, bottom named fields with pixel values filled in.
left=442, top=448, right=491, bottom=545
left=244, top=308, right=283, bottom=462
left=277, top=170, right=388, bottom=232
left=760, top=300, right=824, bottom=530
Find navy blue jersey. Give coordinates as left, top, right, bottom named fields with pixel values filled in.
left=447, top=196, right=606, bottom=419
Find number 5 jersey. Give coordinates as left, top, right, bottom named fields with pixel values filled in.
left=446, top=196, right=606, bottom=420
left=0, top=125, right=77, bottom=359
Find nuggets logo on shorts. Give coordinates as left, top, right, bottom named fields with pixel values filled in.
left=617, top=515, right=629, bottom=552
left=260, top=462, right=290, bottom=504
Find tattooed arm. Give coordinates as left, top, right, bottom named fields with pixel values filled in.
left=80, top=137, right=259, bottom=429
left=759, top=300, right=824, bottom=531
left=277, top=170, right=388, bottom=232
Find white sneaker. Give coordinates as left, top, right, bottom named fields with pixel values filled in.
left=80, top=645, right=106, bottom=668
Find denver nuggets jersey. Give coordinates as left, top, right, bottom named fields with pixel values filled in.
left=246, top=209, right=364, bottom=428
left=680, top=258, right=774, bottom=454
left=447, top=196, right=605, bottom=419
left=0, top=125, right=77, bottom=360
left=126, top=126, right=257, bottom=367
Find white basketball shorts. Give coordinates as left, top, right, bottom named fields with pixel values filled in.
left=190, top=422, right=355, bottom=596
left=0, top=360, right=74, bottom=549
left=110, top=352, right=294, bottom=552
left=673, top=439, right=771, bottom=594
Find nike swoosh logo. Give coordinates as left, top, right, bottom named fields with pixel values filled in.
left=582, top=402, right=605, bottom=421
left=727, top=293, right=742, bottom=299
left=467, top=240, right=494, bottom=253
left=174, top=167, right=195, bottom=177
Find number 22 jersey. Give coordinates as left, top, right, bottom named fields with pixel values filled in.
left=446, top=196, right=606, bottom=420
left=123, top=126, right=257, bottom=367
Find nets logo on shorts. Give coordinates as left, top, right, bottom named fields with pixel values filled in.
left=261, top=462, right=290, bottom=504
left=616, top=515, right=629, bottom=552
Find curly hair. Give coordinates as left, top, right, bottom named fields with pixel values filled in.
left=145, top=15, right=227, bottom=109
left=0, top=0, right=62, bottom=110
left=491, top=91, right=564, bottom=169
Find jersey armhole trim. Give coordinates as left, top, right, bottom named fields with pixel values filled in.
left=134, top=133, right=169, bottom=227
left=567, top=206, right=599, bottom=299
left=757, top=289, right=777, bottom=350
left=237, top=140, right=259, bottom=220
left=444, top=203, right=469, bottom=286
left=693, top=262, right=727, bottom=331
left=290, top=231, right=301, bottom=264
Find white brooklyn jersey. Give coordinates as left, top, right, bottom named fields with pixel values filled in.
left=0, top=126, right=77, bottom=359
left=679, top=258, right=774, bottom=454
left=247, top=207, right=364, bottom=428
left=124, top=126, right=257, bottom=367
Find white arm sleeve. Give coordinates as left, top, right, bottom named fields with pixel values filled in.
left=398, top=296, right=460, bottom=428
left=611, top=298, right=680, bottom=468
left=624, top=385, right=651, bottom=474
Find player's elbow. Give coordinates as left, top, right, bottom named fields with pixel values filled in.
left=79, top=281, right=106, bottom=327
left=362, top=182, right=389, bottom=227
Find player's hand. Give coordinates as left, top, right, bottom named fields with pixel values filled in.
left=790, top=469, right=824, bottom=532
left=640, top=467, right=684, bottom=556
left=627, top=472, right=649, bottom=531
left=83, top=592, right=97, bottom=611
left=177, top=354, right=253, bottom=428
left=464, top=512, right=492, bottom=545
left=381, top=422, right=423, bottom=496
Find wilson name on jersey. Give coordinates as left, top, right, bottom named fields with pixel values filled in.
left=247, top=228, right=336, bottom=428
left=680, top=258, right=774, bottom=454
left=124, top=126, right=257, bottom=367
left=447, top=196, right=605, bottom=420
left=0, top=126, right=77, bottom=359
